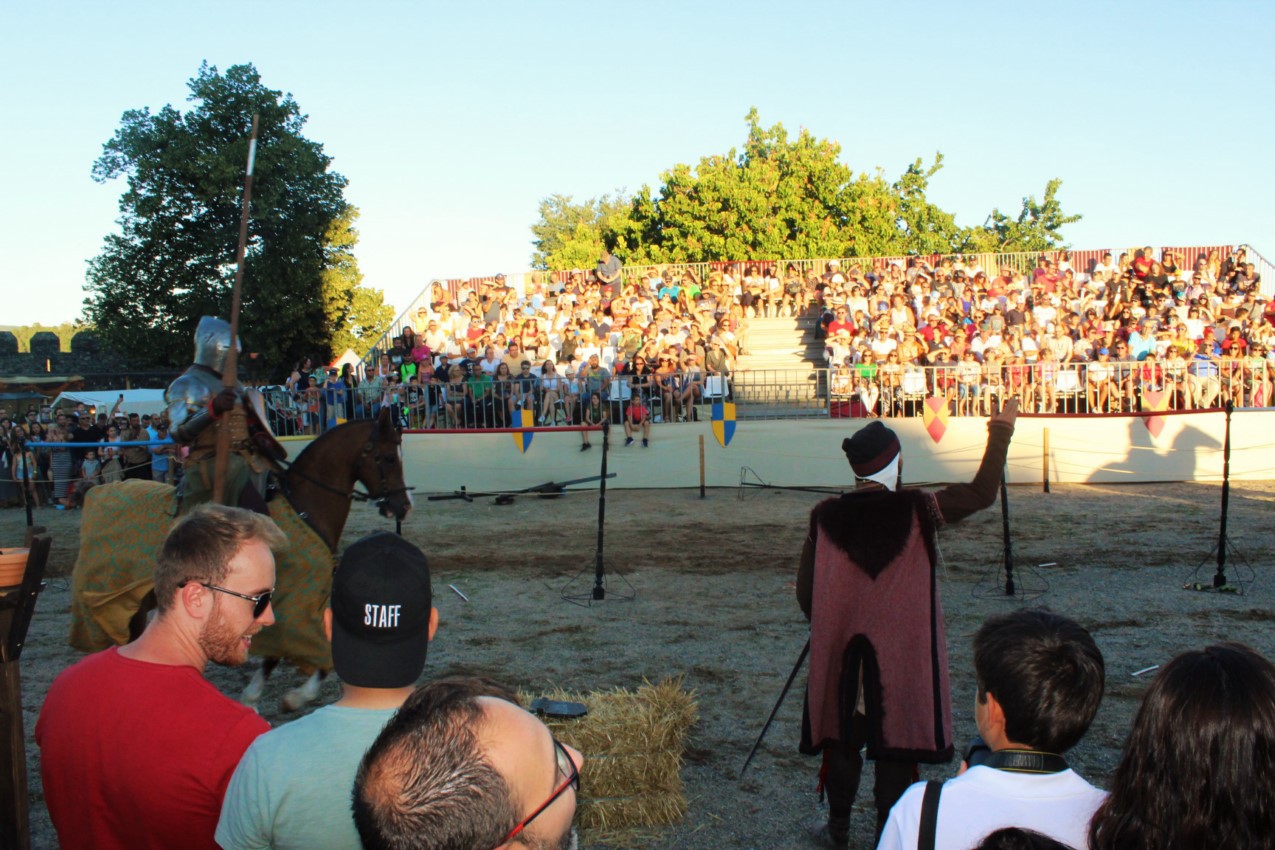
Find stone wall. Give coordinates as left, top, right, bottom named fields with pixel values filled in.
left=0, top=331, right=161, bottom=387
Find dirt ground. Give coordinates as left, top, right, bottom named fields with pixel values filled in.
left=5, top=478, right=1274, bottom=849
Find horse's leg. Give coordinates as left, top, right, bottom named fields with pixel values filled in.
left=282, top=669, right=326, bottom=713
left=242, top=656, right=281, bottom=706
left=126, top=590, right=158, bottom=642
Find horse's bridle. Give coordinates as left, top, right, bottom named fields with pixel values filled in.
left=277, top=421, right=414, bottom=510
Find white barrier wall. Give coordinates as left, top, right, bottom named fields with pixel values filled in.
left=280, top=409, right=1274, bottom=492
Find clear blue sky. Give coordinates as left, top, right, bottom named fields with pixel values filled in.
left=3, top=0, right=1272, bottom=326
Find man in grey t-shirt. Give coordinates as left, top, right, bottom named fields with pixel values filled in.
left=216, top=533, right=438, bottom=850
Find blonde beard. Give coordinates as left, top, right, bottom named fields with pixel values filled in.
left=199, top=601, right=250, bottom=668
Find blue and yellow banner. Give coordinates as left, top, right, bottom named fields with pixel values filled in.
left=513, top=408, right=535, bottom=453
left=710, top=401, right=736, bottom=447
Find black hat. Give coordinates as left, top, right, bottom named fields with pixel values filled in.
left=841, top=421, right=901, bottom=478
left=330, top=532, right=433, bottom=689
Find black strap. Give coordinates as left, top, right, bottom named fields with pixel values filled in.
left=982, top=748, right=1069, bottom=774
left=918, top=779, right=942, bottom=850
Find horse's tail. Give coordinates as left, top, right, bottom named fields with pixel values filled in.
left=70, top=480, right=175, bottom=652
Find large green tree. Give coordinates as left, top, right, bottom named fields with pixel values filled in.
left=531, top=110, right=1080, bottom=267
left=530, top=192, right=632, bottom=271
left=84, top=62, right=392, bottom=374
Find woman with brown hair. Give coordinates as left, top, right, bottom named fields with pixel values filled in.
left=1089, top=643, right=1275, bottom=850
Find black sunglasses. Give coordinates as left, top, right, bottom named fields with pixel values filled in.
left=180, top=581, right=274, bottom=618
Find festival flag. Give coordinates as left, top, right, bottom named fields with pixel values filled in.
left=711, top=401, right=736, bottom=447
left=922, top=397, right=950, bottom=443
left=1140, top=390, right=1170, bottom=439
left=513, top=408, right=535, bottom=453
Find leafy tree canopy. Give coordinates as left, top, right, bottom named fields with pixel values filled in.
left=530, top=192, right=631, bottom=271
left=531, top=109, right=1079, bottom=268
left=84, top=62, right=393, bottom=375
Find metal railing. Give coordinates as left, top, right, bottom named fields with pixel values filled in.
left=824, top=359, right=1268, bottom=417
left=258, top=355, right=1274, bottom=436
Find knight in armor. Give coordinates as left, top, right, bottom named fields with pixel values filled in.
left=797, top=400, right=1018, bottom=847
left=165, top=316, right=286, bottom=513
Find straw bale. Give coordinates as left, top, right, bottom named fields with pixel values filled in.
left=520, top=676, right=697, bottom=832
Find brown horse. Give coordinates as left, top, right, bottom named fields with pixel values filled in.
left=71, top=406, right=412, bottom=710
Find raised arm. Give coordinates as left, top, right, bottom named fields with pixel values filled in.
left=934, top=398, right=1018, bottom=524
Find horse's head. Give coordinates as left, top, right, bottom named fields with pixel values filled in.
left=356, top=407, right=413, bottom=521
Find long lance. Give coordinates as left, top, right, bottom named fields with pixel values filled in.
left=213, top=114, right=259, bottom=505
left=740, top=638, right=809, bottom=779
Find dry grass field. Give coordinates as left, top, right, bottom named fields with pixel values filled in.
left=5, top=477, right=1274, bottom=848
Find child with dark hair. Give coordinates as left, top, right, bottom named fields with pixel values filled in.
left=878, top=608, right=1106, bottom=850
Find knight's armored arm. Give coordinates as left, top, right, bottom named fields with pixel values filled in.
left=166, top=374, right=234, bottom=445
left=168, top=397, right=215, bottom=445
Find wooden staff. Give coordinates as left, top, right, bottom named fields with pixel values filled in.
left=213, top=114, right=259, bottom=504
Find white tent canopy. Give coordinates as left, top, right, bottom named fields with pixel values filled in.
left=331, top=348, right=365, bottom=379
left=52, top=389, right=168, bottom=417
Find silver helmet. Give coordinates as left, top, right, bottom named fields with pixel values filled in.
left=192, top=316, right=240, bottom=373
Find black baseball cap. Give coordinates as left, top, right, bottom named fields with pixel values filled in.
left=330, top=532, right=433, bottom=688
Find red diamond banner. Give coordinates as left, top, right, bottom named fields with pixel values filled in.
left=923, top=397, right=949, bottom=443
left=1141, top=390, right=1168, bottom=438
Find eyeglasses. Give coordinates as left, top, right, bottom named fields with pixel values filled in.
left=179, top=581, right=274, bottom=619
left=502, top=739, right=580, bottom=845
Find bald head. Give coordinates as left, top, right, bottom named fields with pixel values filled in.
left=354, top=678, right=580, bottom=850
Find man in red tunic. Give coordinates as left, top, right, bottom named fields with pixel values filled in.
left=37, top=505, right=284, bottom=850
left=798, top=401, right=1018, bottom=847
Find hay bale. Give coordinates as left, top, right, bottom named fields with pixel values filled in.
left=521, top=676, right=697, bottom=833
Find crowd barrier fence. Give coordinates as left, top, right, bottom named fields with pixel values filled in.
left=256, top=357, right=1271, bottom=437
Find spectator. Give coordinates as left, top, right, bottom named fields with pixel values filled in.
left=478, top=344, right=501, bottom=376
left=490, top=362, right=515, bottom=424
left=580, top=391, right=605, bottom=451
left=37, top=505, right=283, bottom=850
left=47, top=424, right=74, bottom=508
left=78, top=446, right=102, bottom=493
left=469, top=361, right=500, bottom=427
left=217, top=532, right=438, bottom=850
left=149, top=422, right=176, bottom=484
left=537, top=360, right=567, bottom=425
left=798, top=405, right=1018, bottom=847
left=1089, top=643, right=1275, bottom=850
left=623, top=393, right=651, bottom=448
left=513, top=359, right=538, bottom=418
left=1188, top=340, right=1222, bottom=408
left=353, top=676, right=582, bottom=850
left=339, top=362, right=361, bottom=418
left=595, top=247, right=622, bottom=299
left=442, top=364, right=471, bottom=428
left=878, top=608, right=1106, bottom=850
left=10, top=428, right=41, bottom=507
left=100, top=422, right=125, bottom=483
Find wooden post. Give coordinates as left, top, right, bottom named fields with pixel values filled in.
left=698, top=435, right=706, bottom=498
left=0, top=534, right=51, bottom=850
left=1042, top=427, right=1051, bottom=493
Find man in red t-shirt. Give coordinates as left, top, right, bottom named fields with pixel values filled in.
left=624, top=396, right=652, bottom=448
left=37, top=505, right=284, bottom=850
left=1132, top=246, right=1155, bottom=280
left=826, top=307, right=855, bottom=338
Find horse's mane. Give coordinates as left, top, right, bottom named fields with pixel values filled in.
left=292, top=416, right=385, bottom=464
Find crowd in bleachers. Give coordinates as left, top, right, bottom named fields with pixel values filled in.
left=820, top=246, right=1268, bottom=416
left=262, top=244, right=1269, bottom=434
left=271, top=255, right=756, bottom=437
